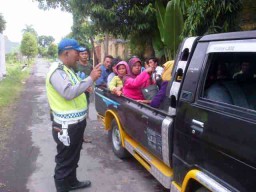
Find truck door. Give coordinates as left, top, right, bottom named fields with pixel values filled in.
left=121, top=100, right=168, bottom=161
left=175, top=40, right=256, bottom=191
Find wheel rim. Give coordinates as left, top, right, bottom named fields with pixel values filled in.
left=112, top=126, right=121, bottom=151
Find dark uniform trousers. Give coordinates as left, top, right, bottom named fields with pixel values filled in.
left=52, top=118, right=86, bottom=180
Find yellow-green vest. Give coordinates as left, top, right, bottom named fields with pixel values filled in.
left=46, top=62, right=87, bottom=122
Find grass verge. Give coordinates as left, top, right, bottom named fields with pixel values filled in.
left=0, top=63, right=30, bottom=107
left=0, top=62, right=31, bottom=158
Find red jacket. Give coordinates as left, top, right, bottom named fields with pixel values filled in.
left=123, top=71, right=152, bottom=100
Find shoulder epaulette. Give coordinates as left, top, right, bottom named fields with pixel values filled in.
left=57, top=63, right=64, bottom=70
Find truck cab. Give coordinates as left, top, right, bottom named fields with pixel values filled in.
left=95, top=30, right=256, bottom=192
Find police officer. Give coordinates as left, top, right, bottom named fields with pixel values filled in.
left=46, top=38, right=101, bottom=192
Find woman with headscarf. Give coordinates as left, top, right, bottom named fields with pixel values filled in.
left=122, top=57, right=153, bottom=100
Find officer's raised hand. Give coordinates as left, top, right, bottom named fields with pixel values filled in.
left=90, top=63, right=102, bottom=81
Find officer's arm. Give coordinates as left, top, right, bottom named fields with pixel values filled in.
left=50, top=69, right=93, bottom=100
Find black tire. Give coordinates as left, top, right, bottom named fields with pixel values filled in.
left=109, top=119, right=130, bottom=159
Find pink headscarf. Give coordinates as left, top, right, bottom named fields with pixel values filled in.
left=114, top=61, right=130, bottom=78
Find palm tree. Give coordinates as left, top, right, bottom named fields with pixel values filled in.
left=22, top=24, right=38, bottom=37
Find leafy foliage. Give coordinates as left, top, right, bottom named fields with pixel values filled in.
left=70, top=0, right=160, bottom=39
left=36, top=0, right=70, bottom=11
left=182, top=0, right=242, bottom=37
left=22, top=25, right=38, bottom=37
left=155, top=0, right=184, bottom=60
left=47, top=43, right=58, bottom=58
left=35, top=0, right=162, bottom=56
left=34, top=0, right=245, bottom=61
left=38, top=35, right=55, bottom=47
left=38, top=47, right=48, bottom=57
left=0, top=13, right=6, bottom=33
left=70, top=6, right=93, bottom=49
left=20, top=32, right=38, bottom=62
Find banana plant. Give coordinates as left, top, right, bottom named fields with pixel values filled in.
left=155, top=0, right=184, bottom=60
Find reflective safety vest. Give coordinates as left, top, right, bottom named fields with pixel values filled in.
left=46, top=62, right=87, bottom=123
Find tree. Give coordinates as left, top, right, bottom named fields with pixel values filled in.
left=71, top=10, right=99, bottom=64
left=47, top=43, right=57, bottom=58
left=20, top=32, right=38, bottom=64
left=36, top=0, right=158, bottom=37
left=35, top=0, right=160, bottom=57
left=0, top=13, right=6, bottom=33
left=22, top=24, right=38, bottom=37
left=38, top=35, right=55, bottom=47
left=35, top=0, right=246, bottom=61
left=70, top=0, right=166, bottom=61
left=182, top=0, right=242, bottom=37
left=38, top=46, right=48, bottom=57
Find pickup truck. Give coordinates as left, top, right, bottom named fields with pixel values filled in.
left=95, top=30, right=256, bottom=192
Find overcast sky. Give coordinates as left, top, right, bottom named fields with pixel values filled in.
left=0, top=0, right=73, bottom=43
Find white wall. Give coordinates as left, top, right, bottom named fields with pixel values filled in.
left=0, top=33, right=6, bottom=80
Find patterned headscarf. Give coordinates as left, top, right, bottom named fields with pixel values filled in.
left=126, top=57, right=142, bottom=78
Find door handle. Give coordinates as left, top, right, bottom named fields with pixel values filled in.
left=191, top=119, right=204, bottom=135
left=192, top=119, right=204, bottom=127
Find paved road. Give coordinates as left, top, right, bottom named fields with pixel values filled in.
left=0, top=59, right=167, bottom=192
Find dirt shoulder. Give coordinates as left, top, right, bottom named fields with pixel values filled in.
left=0, top=105, right=14, bottom=157
left=0, top=72, right=39, bottom=192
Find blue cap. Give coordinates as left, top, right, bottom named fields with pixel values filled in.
left=58, top=38, right=86, bottom=53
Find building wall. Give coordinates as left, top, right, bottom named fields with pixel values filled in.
left=93, top=37, right=130, bottom=64
left=0, top=33, right=6, bottom=80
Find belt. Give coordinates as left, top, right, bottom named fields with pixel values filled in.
left=53, top=116, right=86, bottom=128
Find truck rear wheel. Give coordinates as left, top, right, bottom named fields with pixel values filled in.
left=109, top=119, right=129, bottom=159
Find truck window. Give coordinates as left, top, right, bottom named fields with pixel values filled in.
left=201, top=52, right=256, bottom=111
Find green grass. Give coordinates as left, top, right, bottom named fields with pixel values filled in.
left=0, top=62, right=31, bottom=160
left=0, top=62, right=30, bottom=108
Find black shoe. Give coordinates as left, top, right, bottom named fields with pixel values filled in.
left=54, top=178, right=70, bottom=192
left=69, top=180, right=91, bottom=190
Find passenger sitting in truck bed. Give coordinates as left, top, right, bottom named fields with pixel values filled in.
left=233, top=61, right=256, bottom=81
left=138, top=60, right=174, bottom=108
left=109, top=61, right=129, bottom=96
left=145, top=57, right=164, bottom=87
left=122, top=57, right=153, bottom=100
left=107, top=57, right=121, bottom=87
